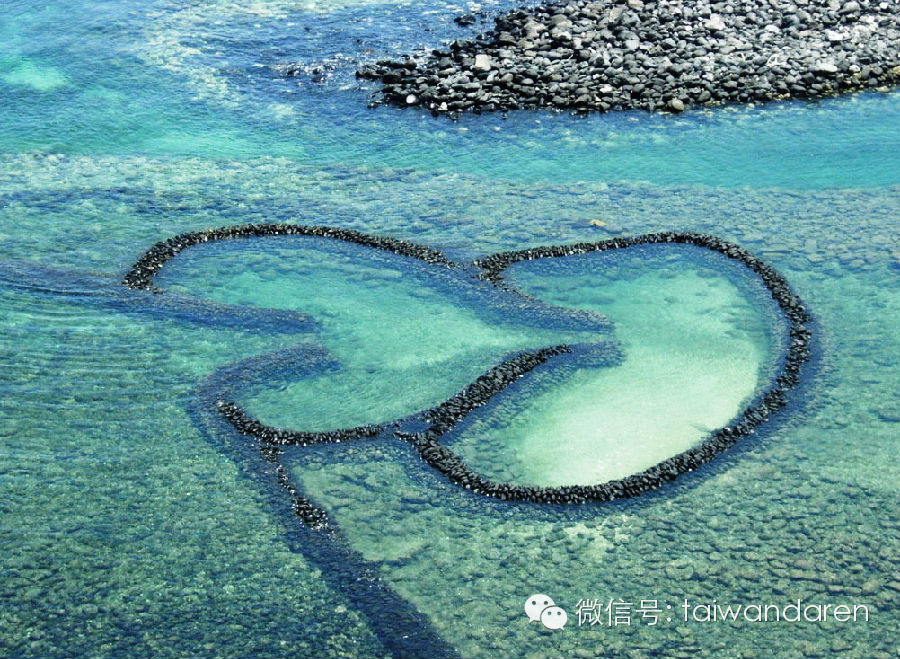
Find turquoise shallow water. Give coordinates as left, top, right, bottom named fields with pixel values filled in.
left=1, top=1, right=899, bottom=658
left=450, top=245, right=786, bottom=487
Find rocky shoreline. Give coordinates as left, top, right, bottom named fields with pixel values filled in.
left=357, top=0, right=900, bottom=116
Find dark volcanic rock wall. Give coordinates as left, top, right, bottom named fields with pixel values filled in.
left=357, top=0, right=900, bottom=115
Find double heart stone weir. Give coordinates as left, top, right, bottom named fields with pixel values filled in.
left=123, top=223, right=812, bottom=526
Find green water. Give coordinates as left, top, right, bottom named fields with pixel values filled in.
left=451, top=246, right=783, bottom=487
left=156, top=235, right=610, bottom=432
left=1, top=0, right=898, bottom=657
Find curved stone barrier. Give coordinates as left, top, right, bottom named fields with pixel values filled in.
left=123, top=223, right=453, bottom=291
left=125, top=224, right=812, bottom=512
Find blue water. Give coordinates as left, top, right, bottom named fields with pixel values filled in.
left=3, top=0, right=900, bottom=187
left=1, top=0, right=898, bottom=657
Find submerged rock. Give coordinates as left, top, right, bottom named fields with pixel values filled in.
left=357, top=0, right=900, bottom=116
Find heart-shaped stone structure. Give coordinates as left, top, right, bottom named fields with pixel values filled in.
left=124, top=224, right=811, bottom=527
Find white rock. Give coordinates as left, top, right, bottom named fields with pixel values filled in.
left=624, top=38, right=641, bottom=51
left=825, top=30, right=844, bottom=42
left=851, top=24, right=872, bottom=40
left=814, top=60, right=839, bottom=73
left=473, top=54, right=493, bottom=71
left=705, top=15, right=726, bottom=31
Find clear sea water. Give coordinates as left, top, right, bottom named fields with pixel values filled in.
left=1, top=1, right=898, bottom=657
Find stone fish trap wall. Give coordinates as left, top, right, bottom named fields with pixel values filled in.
left=124, top=224, right=812, bottom=524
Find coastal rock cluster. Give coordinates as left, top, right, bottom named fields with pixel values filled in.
left=124, top=224, right=812, bottom=511
left=357, top=0, right=900, bottom=115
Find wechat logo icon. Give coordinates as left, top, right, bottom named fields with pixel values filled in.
left=525, top=594, right=568, bottom=630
